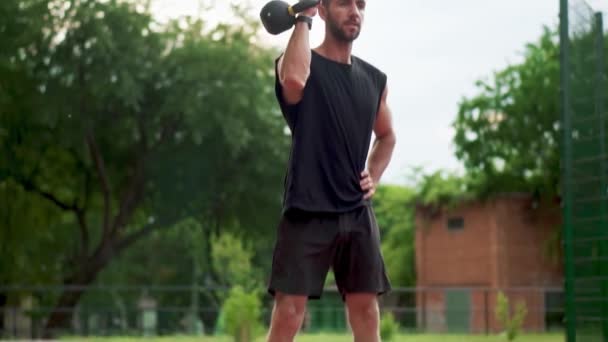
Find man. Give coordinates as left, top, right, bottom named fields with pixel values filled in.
left=266, top=0, right=396, bottom=341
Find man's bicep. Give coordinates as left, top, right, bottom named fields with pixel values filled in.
left=374, top=86, right=394, bottom=138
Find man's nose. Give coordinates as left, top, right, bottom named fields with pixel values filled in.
left=347, top=2, right=362, bottom=21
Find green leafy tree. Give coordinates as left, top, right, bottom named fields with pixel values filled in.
left=452, top=28, right=560, bottom=199
left=0, top=0, right=287, bottom=336
left=411, top=169, right=477, bottom=209
left=374, top=185, right=416, bottom=287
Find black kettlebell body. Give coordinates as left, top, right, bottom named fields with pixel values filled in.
left=260, top=0, right=320, bottom=35
left=260, top=1, right=296, bottom=35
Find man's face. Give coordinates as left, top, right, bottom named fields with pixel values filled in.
left=321, top=0, right=366, bottom=42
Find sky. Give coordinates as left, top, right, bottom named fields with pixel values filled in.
left=149, top=0, right=608, bottom=185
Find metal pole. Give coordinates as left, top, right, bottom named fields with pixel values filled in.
left=422, top=290, right=426, bottom=332
left=594, top=11, right=607, bottom=341
left=484, top=289, right=489, bottom=335
left=12, top=306, right=17, bottom=338
left=560, top=0, right=576, bottom=341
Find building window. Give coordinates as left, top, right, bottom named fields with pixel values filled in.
left=447, top=217, right=464, bottom=231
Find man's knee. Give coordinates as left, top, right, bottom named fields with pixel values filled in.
left=346, top=294, right=380, bottom=331
left=271, top=293, right=308, bottom=333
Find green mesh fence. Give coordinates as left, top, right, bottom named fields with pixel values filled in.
left=560, top=0, right=608, bottom=341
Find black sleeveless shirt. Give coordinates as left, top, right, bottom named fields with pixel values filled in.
left=275, top=49, right=387, bottom=213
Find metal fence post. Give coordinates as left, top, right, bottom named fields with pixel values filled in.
left=594, top=11, right=607, bottom=341
left=421, top=290, right=426, bottom=332
left=12, top=306, right=17, bottom=338
left=560, top=0, right=576, bottom=340
left=484, top=289, right=489, bottom=335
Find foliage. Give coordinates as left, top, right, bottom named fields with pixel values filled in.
left=211, top=231, right=260, bottom=292
left=86, top=221, right=266, bottom=333
left=452, top=27, right=561, bottom=200
left=0, top=0, right=287, bottom=334
left=409, top=168, right=479, bottom=209
left=379, top=311, right=399, bottom=341
left=374, top=185, right=416, bottom=287
left=0, top=180, right=69, bottom=288
left=495, top=291, right=528, bottom=341
left=220, top=286, right=263, bottom=342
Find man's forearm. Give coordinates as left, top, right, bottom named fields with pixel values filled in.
left=367, top=132, right=396, bottom=183
left=280, top=21, right=312, bottom=87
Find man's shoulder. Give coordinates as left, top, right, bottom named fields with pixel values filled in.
left=353, top=55, right=386, bottom=77
left=352, top=55, right=387, bottom=87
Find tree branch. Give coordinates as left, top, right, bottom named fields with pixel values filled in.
left=75, top=207, right=89, bottom=258
left=110, top=165, right=144, bottom=236
left=110, top=113, right=149, bottom=236
left=66, top=146, right=91, bottom=209
left=63, top=147, right=93, bottom=257
left=18, top=178, right=76, bottom=211
left=15, top=176, right=92, bottom=261
left=82, top=164, right=92, bottom=214
left=85, top=132, right=112, bottom=237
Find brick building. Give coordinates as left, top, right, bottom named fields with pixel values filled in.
left=415, top=193, right=564, bottom=333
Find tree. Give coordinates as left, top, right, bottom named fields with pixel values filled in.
left=0, top=0, right=70, bottom=329
left=374, top=185, right=416, bottom=287
left=0, top=0, right=288, bottom=336
left=452, top=27, right=561, bottom=200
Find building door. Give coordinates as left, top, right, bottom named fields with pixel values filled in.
left=445, top=289, right=471, bottom=333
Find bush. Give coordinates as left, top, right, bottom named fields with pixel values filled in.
left=221, top=286, right=263, bottom=342
left=495, top=291, right=528, bottom=341
left=380, top=311, right=399, bottom=341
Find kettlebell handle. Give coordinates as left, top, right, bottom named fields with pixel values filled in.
left=290, top=0, right=320, bottom=15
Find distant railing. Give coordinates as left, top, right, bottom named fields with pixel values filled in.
left=0, top=285, right=564, bottom=339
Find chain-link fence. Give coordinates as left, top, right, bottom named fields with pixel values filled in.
left=560, top=0, right=608, bottom=341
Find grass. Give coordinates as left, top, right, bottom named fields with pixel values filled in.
left=60, top=332, right=564, bottom=342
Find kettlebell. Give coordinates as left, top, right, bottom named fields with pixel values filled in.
left=260, top=0, right=320, bottom=35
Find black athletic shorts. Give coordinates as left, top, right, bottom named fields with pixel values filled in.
left=267, top=203, right=391, bottom=300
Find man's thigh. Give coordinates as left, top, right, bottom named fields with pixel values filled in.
left=333, top=204, right=392, bottom=297
left=268, top=209, right=339, bottom=299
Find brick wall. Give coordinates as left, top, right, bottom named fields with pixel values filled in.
left=493, top=197, right=563, bottom=287
left=415, top=194, right=563, bottom=333
left=415, top=200, right=495, bottom=287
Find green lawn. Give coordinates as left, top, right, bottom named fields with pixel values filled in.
left=60, top=333, right=564, bottom=342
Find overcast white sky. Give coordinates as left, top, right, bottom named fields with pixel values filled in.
left=149, top=0, right=608, bottom=185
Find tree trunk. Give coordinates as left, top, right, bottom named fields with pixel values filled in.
left=198, top=225, right=223, bottom=333
left=41, top=217, right=169, bottom=338
left=42, top=284, right=88, bottom=339
left=42, top=246, right=113, bottom=338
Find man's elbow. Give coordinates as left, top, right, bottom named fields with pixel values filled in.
left=280, top=65, right=309, bottom=92
left=379, top=129, right=396, bottom=147
left=281, top=76, right=307, bottom=92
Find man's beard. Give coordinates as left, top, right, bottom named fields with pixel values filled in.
left=327, top=15, right=360, bottom=42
